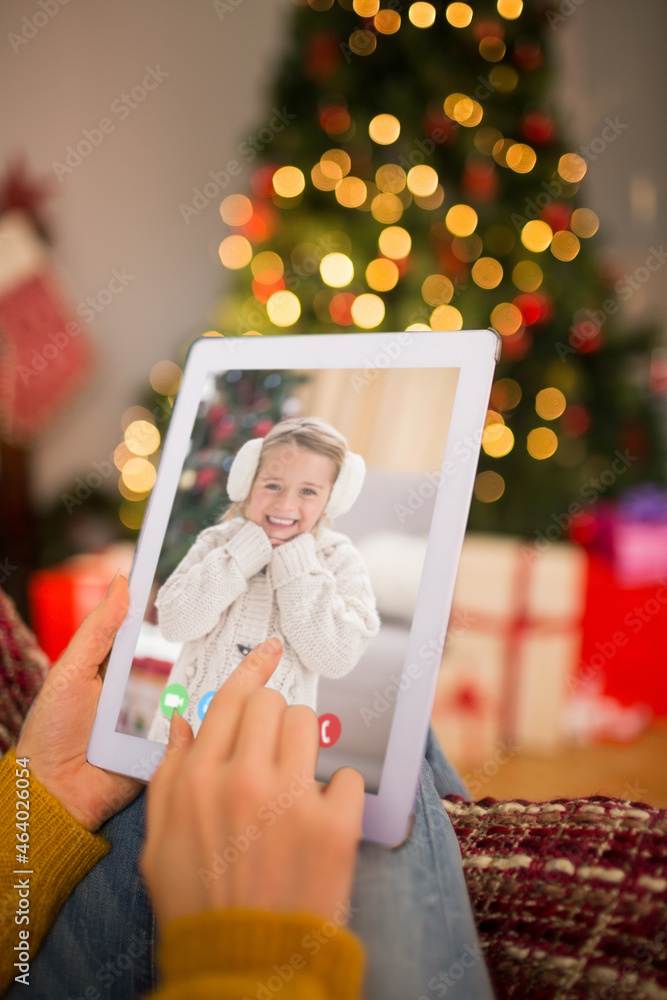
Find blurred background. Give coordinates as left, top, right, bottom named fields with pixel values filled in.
left=0, top=0, right=666, bottom=804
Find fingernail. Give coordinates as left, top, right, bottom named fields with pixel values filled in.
left=256, top=637, right=281, bottom=656
left=105, top=569, right=122, bottom=597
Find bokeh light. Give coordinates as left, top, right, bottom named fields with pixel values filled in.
left=351, top=293, right=385, bottom=328
left=376, top=163, right=407, bottom=193
left=490, top=302, right=523, bottom=335
left=375, top=9, right=401, bottom=32
left=378, top=226, right=412, bottom=258
left=320, top=252, right=354, bottom=287
left=150, top=360, right=182, bottom=396
left=366, top=257, right=400, bottom=291
left=521, top=220, right=553, bottom=252
left=527, top=427, right=558, bottom=459
left=445, top=204, right=478, bottom=237
left=512, top=260, right=543, bottom=291
left=474, top=470, right=506, bottom=503
left=353, top=0, right=379, bottom=13
left=479, top=37, right=506, bottom=61
left=407, top=165, right=439, bottom=197
left=490, top=377, right=522, bottom=411
left=430, top=305, right=463, bottom=330
left=371, top=192, right=404, bottom=223
left=272, top=166, right=305, bottom=198
left=122, top=457, right=157, bottom=494
left=570, top=208, right=600, bottom=238
left=267, top=290, right=301, bottom=326
left=220, top=194, right=253, bottom=226
left=497, top=0, right=523, bottom=18
left=558, top=153, right=587, bottom=183
left=482, top=424, right=515, bottom=457
left=446, top=3, right=473, bottom=27
left=408, top=2, right=436, bottom=27
left=369, top=114, right=401, bottom=145
left=506, top=143, right=537, bottom=173
left=125, top=420, right=160, bottom=457
left=422, top=274, right=454, bottom=306
left=251, top=251, right=284, bottom=283
left=218, top=235, right=252, bottom=269
left=551, top=230, right=581, bottom=261
left=335, top=176, right=367, bottom=208
left=535, top=388, right=566, bottom=420
left=472, top=257, right=503, bottom=289
left=322, top=149, right=351, bottom=175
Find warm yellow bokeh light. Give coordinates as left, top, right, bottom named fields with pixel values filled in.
left=349, top=29, right=377, bottom=56
left=353, top=0, right=379, bottom=13
left=369, top=114, right=401, bottom=145
left=479, top=37, right=506, bottom=62
left=521, top=220, right=553, bottom=253
left=218, top=235, right=252, bottom=269
left=485, top=410, right=505, bottom=427
left=272, top=166, right=306, bottom=198
left=405, top=323, right=432, bottom=331
left=474, top=470, right=506, bottom=502
left=512, top=260, right=543, bottom=291
left=220, top=194, right=253, bottom=226
left=445, top=204, right=478, bottom=237
left=490, top=377, right=522, bottom=411
left=430, top=305, right=463, bottom=331
left=378, top=226, right=412, bottom=259
left=490, top=302, right=523, bottom=336
left=251, top=251, right=284, bottom=283
left=570, top=208, right=600, bottom=238
left=558, top=153, right=587, bottom=183
left=446, top=2, right=473, bottom=27
left=527, top=427, right=558, bottom=459
left=506, top=143, right=537, bottom=173
left=366, top=258, right=400, bottom=292
left=322, top=149, right=351, bottom=175
left=414, top=185, right=445, bottom=210
left=351, top=293, right=385, bottom=329
left=122, top=457, right=157, bottom=494
left=371, top=193, right=404, bottom=224
left=114, top=442, right=133, bottom=471
left=497, top=0, right=523, bottom=19
left=472, top=257, right=503, bottom=289
left=375, top=163, right=406, bottom=193
left=488, top=65, right=518, bottom=92
left=536, top=388, right=566, bottom=420
left=320, top=252, right=354, bottom=287
left=551, top=230, right=581, bottom=262
left=482, top=424, right=515, bottom=458
left=335, top=176, right=368, bottom=208
left=375, top=9, right=401, bottom=32
left=407, top=165, right=439, bottom=197
left=408, top=2, right=436, bottom=27
left=422, top=274, right=454, bottom=306
left=150, top=360, right=182, bottom=396
left=125, top=420, right=160, bottom=457
left=118, top=475, right=150, bottom=502
left=453, top=97, right=483, bottom=127
left=444, top=92, right=467, bottom=119
left=311, top=162, right=342, bottom=191
left=266, top=290, right=301, bottom=326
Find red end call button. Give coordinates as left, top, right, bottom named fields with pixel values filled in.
left=318, top=713, right=342, bottom=748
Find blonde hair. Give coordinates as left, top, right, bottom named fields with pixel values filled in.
left=222, top=416, right=348, bottom=524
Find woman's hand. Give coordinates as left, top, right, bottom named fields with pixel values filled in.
left=16, top=575, right=142, bottom=831
left=141, top=637, right=365, bottom=926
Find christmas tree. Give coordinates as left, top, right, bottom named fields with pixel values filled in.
left=200, top=0, right=665, bottom=538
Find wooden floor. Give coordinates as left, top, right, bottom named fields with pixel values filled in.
left=431, top=719, right=667, bottom=809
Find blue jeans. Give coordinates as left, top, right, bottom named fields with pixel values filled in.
left=8, top=732, right=494, bottom=1000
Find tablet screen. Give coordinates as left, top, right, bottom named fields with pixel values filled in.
left=115, top=362, right=460, bottom=794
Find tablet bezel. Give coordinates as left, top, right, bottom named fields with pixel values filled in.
left=88, top=329, right=499, bottom=846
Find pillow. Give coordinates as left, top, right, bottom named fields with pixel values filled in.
left=444, top=794, right=667, bottom=998
left=356, top=532, right=428, bottom=622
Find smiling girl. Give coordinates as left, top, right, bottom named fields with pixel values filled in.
left=148, top=417, right=380, bottom=742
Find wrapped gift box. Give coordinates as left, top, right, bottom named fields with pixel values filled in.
left=28, top=544, right=135, bottom=662
left=433, top=534, right=587, bottom=761
left=591, top=488, right=667, bottom=588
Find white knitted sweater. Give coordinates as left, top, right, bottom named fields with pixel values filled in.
left=148, top=517, right=380, bottom=742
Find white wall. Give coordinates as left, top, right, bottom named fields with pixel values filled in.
left=0, top=0, right=289, bottom=501
left=1, top=0, right=665, bottom=503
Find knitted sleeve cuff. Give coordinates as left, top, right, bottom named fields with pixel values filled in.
left=271, top=532, right=323, bottom=588
left=226, top=520, right=273, bottom=578
left=157, top=909, right=364, bottom=999
left=0, top=750, right=109, bottom=992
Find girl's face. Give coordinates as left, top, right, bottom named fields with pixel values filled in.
left=246, top=444, right=337, bottom=547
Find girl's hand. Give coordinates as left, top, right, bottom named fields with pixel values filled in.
left=141, top=638, right=365, bottom=926
left=16, top=576, right=142, bottom=832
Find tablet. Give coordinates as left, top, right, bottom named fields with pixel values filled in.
left=88, top=329, right=499, bottom=846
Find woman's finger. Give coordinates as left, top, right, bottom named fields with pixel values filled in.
left=233, top=687, right=287, bottom=767
left=278, top=705, right=320, bottom=779
left=196, top=638, right=283, bottom=759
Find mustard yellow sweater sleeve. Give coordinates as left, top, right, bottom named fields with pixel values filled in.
left=151, top=909, right=365, bottom=1000
left=0, top=748, right=110, bottom=995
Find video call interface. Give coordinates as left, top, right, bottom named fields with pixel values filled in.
left=117, top=363, right=459, bottom=793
